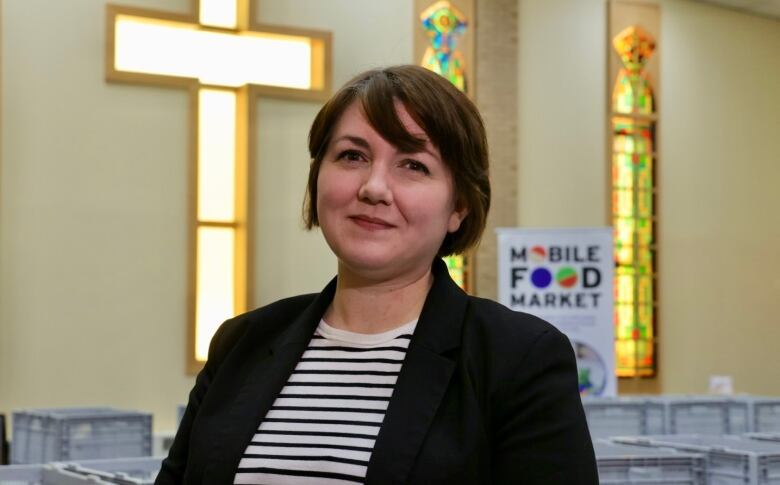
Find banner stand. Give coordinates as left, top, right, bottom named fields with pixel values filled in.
left=497, top=227, right=616, bottom=397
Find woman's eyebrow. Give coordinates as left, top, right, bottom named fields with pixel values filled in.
left=399, top=145, right=437, bottom=158
left=333, top=134, right=438, bottom=159
left=332, top=135, right=370, bottom=149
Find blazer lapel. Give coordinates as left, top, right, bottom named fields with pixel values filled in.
left=206, top=277, right=338, bottom=483
left=365, top=259, right=468, bottom=484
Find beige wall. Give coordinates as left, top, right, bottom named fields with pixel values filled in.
left=517, top=0, right=780, bottom=394
left=658, top=0, right=780, bottom=395
left=518, top=0, right=609, bottom=228
left=0, top=0, right=412, bottom=432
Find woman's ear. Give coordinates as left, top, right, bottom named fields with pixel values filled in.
left=447, top=205, right=469, bottom=233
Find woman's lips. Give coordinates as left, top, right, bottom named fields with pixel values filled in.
left=350, top=215, right=395, bottom=230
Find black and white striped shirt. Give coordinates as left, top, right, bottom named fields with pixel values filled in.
left=233, top=318, right=417, bottom=485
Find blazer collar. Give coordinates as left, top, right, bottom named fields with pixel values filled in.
left=271, top=276, right=338, bottom=351
left=206, top=278, right=337, bottom=482
left=366, top=258, right=469, bottom=484
left=410, top=257, right=468, bottom=354
left=274, top=257, right=467, bottom=354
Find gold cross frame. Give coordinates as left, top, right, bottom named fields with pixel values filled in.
left=105, top=0, right=331, bottom=373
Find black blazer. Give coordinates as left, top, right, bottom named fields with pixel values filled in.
left=156, top=259, right=598, bottom=484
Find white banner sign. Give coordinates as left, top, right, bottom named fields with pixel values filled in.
left=497, top=227, right=616, bottom=397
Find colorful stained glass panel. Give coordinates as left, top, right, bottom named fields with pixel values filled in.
left=615, top=339, right=655, bottom=376
left=614, top=75, right=654, bottom=116
left=613, top=26, right=655, bottom=72
left=420, top=1, right=471, bottom=291
left=612, top=23, right=657, bottom=377
left=444, top=254, right=465, bottom=289
left=616, top=263, right=654, bottom=279
left=613, top=133, right=652, bottom=160
left=637, top=217, right=653, bottom=245
left=613, top=246, right=654, bottom=269
left=611, top=154, right=653, bottom=190
left=420, top=1, right=467, bottom=91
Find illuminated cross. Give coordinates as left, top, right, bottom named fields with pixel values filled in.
left=105, top=0, right=331, bottom=372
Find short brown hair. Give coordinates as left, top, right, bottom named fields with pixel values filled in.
left=304, top=65, right=490, bottom=257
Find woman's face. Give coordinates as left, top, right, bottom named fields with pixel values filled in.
left=316, top=101, right=466, bottom=281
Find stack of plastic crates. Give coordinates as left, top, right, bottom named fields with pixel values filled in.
left=650, top=396, right=750, bottom=435
left=0, top=462, right=44, bottom=485
left=11, top=408, right=152, bottom=464
left=742, top=397, right=780, bottom=433
left=44, top=456, right=161, bottom=484
left=594, top=439, right=705, bottom=484
left=614, top=434, right=780, bottom=484
left=0, top=456, right=161, bottom=485
left=582, top=396, right=666, bottom=438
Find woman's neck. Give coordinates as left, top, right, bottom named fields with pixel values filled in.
left=323, top=263, right=433, bottom=334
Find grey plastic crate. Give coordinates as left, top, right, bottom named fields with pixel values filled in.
left=615, top=434, right=780, bottom=484
left=650, top=396, right=750, bottom=435
left=594, top=439, right=706, bottom=484
left=41, top=456, right=162, bottom=485
left=746, top=433, right=780, bottom=444
left=0, top=463, right=44, bottom=485
left=11, top=408, right=152, bottom=464
left=744, top=398, right=780, bottom=433
left=582, top=396, right=666, bottom=438
left=0, top=457, right=161, bottom=485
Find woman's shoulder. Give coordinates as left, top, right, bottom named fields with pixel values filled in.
left=207, top=293, right=319, bottom=360
left=465, top=295, right=563, bottom=343
left=461, top=295, right=573, bottom=382
left=237, top=293, right=319, bottom=325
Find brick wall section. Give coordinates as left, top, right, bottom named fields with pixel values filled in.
left=473, top=0, right=518, bottom=299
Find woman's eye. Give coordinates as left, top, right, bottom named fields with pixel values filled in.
left=403, top=159, right=431, bottom=175
left=337, top=149, right=364, bottom=162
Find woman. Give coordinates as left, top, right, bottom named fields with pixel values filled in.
left=156, top=65, right=598, bottom=484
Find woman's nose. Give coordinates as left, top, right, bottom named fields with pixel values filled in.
left=358, top=163, right=393, bottom=205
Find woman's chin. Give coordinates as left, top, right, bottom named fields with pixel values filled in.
left=336, top=252, right=425, bottom=282
left=338, top=254, right=397, bottom=276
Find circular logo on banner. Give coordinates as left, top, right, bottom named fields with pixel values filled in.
left=573, top=340, right=607, bottom=396
left=530, top=268, right=552, bottom=289
left=556, top=267, right=578, bottom=288
left=530, top=245, right=546, bottom=263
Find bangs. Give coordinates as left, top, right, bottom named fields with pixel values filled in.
left=356, top=72, right=429, bottom=155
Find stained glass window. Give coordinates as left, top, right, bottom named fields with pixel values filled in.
left=445, top=254, right=466, bottom=288
left=420, top=1, right=467, bottom=91
left=419, top=0, right=470, bottom=291
left=611, top=26, right=657, bottom=377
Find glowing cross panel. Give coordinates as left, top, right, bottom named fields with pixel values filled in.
left=114, top=15, right=312, bottom=88
left=613, top=26, right=655, bottom=73
left=107, top=1, right=330, bottom=367
left=200, top=0, right=238, bottom=28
